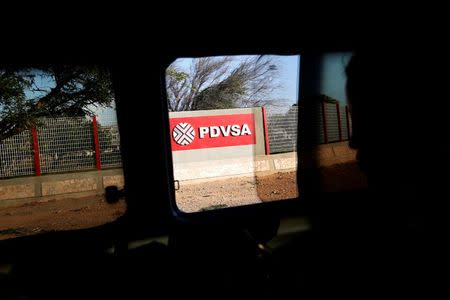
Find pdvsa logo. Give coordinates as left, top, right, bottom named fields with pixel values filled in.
left=170, top=114, right=255, bottom=150
left=172, top=122, right=196, bottom=145
left=172, top=122, right=252, bottom=146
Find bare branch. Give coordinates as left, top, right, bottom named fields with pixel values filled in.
left=165, top=55, right=279, bottom=111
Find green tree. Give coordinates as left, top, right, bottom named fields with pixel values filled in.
left=0, top=66, right=114, bottom=141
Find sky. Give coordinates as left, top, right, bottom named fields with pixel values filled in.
left=277, top=55, right=301, bottom=104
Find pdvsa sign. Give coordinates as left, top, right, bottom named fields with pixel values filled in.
left=170, top=114, right=256, bottom=151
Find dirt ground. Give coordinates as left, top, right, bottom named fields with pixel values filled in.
left=0, top=162, right=366, bottom=240
left=0, top=172, right=299, bottom=240
left=176, top=171, right=299, bottom=212
left=176, top=162, right=367, bottom=212
left=319, top=161, right=367, bottom=192
left=0, top=196, right=126, bottom=240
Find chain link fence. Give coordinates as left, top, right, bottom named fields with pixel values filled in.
left=0, top=110, right=122, bottom=179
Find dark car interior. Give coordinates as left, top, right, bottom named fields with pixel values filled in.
left=1, top=32, right=448, bottom=299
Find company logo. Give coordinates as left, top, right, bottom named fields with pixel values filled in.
left=170, top=114, right=256, bottom=151
left=172, top=122, right=196, bottom=146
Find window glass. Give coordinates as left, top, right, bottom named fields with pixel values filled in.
left=0, top=66, right=125, bottom=240
left=166, top=55, right=300, bottom=212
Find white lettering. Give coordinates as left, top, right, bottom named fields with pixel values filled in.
left=230, top=125, right=241, bottom=136
left=241, top=124, right=251, bottom=135
left=198, top=123, right=252, bottom=138
left=199, top=127, right=209, bottom=138
left=220, top=125, right=231, bottom=137
left=210, top=126, right=220, bottom=138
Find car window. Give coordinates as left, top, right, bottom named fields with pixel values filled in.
left=0, top=66, right=126, bottom=240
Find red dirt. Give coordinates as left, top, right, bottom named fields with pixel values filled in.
left=319, top=161, right=368, bottom=192
left=0, top=161, right=366, bottom=239
left=0, top=195, right=126, bottom=240
left=175, top=171, right=299, bottom=212
left=257, top=172, right=299, bottom=201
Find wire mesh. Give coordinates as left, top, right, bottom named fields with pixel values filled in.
left=96, top=109, right=122, bottom=168
left=0, top=131, right=35, bottom=178
left=1, top=108, right=122, bottom=180
left=98, top=124, right=122, bottom=168
left=37, top=117, right=97, bottom=174
left=266, top=106, right=298, bottom=154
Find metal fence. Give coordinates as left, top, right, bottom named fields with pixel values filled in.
left=266, top=106, right=299, bottom=154
left=1, top=103, right=348, bottom=178
left=0, top=112, right=122, bottom=179
left=266, top=102, right=351, bottom=154
left=96, top=112, right=122, bottom=168
left=38, top=117, right=97, bottom=174
left=0, top=131, right=35, bottom=178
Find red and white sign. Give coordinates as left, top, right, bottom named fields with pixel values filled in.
left=170, top=114, right=256, bottom=151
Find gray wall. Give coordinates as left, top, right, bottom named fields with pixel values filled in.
left=0, top=168, right=123, bottom=207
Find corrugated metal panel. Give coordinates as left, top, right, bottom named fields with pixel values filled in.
left=325, top=103, right=340, bottom=142
left=340, top=107, right=349, bottom=140
left=266, top=103, right=350, bottom=154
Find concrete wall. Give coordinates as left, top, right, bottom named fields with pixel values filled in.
left=174, top=152, right=297, bottom=182
left=0, top=169, right=123, bottom=208
left=174, top=141, right=357, bottom=182
left=170, top=107, right=266, bottom=164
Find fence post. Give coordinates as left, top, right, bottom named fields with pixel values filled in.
left=321, top=101, right=328, bottom=144
left=31, top=127, right=41, bottom=176
left=336, top=103, right=342, bottom=141
left=345, top=105, right=351, bottom=140
left=92, top=116, right=101, bottom=170
left=261, top=106, right=271, bottom=155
